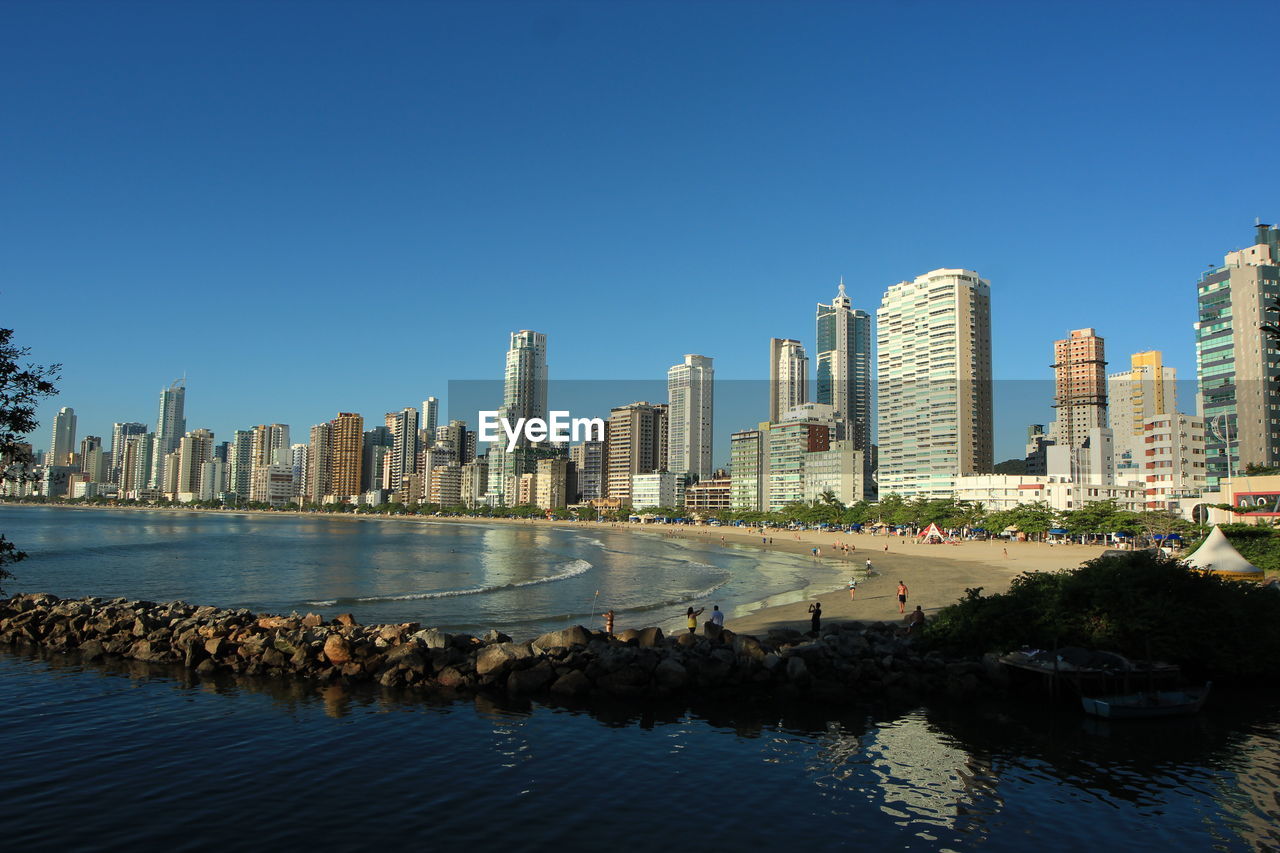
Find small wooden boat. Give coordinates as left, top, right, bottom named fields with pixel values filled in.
left=1080, top=682, right=1211, bottom=719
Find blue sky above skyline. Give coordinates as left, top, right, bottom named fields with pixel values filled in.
left=5, top=1, right=1279, bottom=465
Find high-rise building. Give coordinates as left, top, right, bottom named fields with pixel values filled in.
left=769, top=338, right=809, bottom=424
left=488, top=330, right=548, bottom=503
left=430, top=462, right=463, bottom=507
left=109, top=422, right=147, bottom=484
left=439, top=420, right=473, bottom=464
left=290, top=443, right=308, bottom=497
left=306, top=422, right=333, bottom=503
left=422, top=397, right=439, bottom=438
left=250, top=424, right=291, bottom=468
left=1050, top=328, right=1108, bottom=448
left=1138, top=413, right=1207, bottom=510
left=228, top=430, right=254, bottom=499
left=387, top=408, right=420, bottom=490
left=569, top=440, right=605, bottom=502
left=605, top=402, right=668, bottom=505
left=877, top=268, right=993, bottom=497
left=1195, top=223, right=1280, bottom=487
left=150, top=379, right=186, bottom=488
left=461, top=458, right=489, bottom=508
left=1108, top=351, right=1177, bottom=486
left=176, top=429, right=215, bottom=500
left=49, top=407, right=77, bottom=467
left=362, top=426, right=393, bottom=493
left=535, top=457, right=571, bottom=509
left=79, top=436, right=106, bottom=483
left=666, top=354, right=713, bottom=481
left=118, top=434, right=153, bottom=497
left=730, top=425, right=768, bottom=511
left=330, top=413, right=364, bottom=500
left=816, top=282, right=874, bottom=498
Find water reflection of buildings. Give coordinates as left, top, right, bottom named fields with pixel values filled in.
left=806, top=713, right=1002, bottom=842
left=1218, top=728, right=1280, bottom=851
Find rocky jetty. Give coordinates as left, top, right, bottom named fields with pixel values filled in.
left=0, top=593, right=1004, bottom=705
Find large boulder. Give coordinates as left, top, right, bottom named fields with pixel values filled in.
left=475, top=642, right=533, bottom=677
left=549, top=669, right=592, bottom=697
left=733, top=634, right=766, bottom=663
left=507, top=663, right=556, bottom=694
left=636, top=627, right=664, bottom=648
left=531, top=626, right=591, bottom=653
left=410, top=628, right=451, bottom=650
left=653, top=658, right=688, bottom=690
left=323, top=634, right=353, bottom=665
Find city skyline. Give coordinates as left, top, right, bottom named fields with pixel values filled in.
left=7, top=4, right=1278, bottom=461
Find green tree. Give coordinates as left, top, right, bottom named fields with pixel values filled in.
left=0, top=329, right=61, bottom=593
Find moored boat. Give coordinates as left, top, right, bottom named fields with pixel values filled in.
left=1080, top=682, right=1211, bottom=719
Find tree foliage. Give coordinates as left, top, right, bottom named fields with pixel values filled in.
left=0, top=328, right=61, bottom=592
left=922, top=550, right=1280, bottom=680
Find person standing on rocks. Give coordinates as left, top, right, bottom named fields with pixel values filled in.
left=808, top=601, right=822, bottom=636
left=686, top=606, right=704, bottom=635
left=897, top=580, right=909, bottom=614
left=604, top=609, right=615, bottom=636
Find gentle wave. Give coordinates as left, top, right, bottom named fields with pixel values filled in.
left=304, top=559, right=593, bottom=606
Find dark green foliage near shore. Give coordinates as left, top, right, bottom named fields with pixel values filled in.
left=921, top=551, right=1280, bottom=681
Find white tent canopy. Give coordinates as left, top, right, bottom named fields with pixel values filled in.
left=1183, top=526, right=1264, bottom=577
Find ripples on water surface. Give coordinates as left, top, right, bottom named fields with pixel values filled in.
left=0, top=506, right=850, bottom=636
left=1, top=650, right=1277, bottom=852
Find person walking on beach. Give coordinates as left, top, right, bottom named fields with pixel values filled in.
left=865, top=558, right=873, bottom=573
left=808, top=601, right=822, bottom=636
left=897, top=580, right=909, bottom=614
left=848, top=577, right=857, bottom=601
left=604, top=609, right=615, bottom=636
left=686, top=606, right=704, bottom=635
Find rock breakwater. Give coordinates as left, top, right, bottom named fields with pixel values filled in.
left=0, top=593, right=1004, bottom=705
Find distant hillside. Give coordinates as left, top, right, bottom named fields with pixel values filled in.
left=993, top=458, right=1027, bottom=475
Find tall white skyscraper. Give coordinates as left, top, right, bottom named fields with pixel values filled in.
left=877, top=268, right=993, bottom=497
left=488, top=330, right=549, bottom=502
left=816, top=281, right=874, bottom=498
left=110, top=422, right=147, bottom=484
left=769, top=338, right=808, bottom=424
left=667, top=354, right=714, bottom=481
left=149, top=379, right=186, bottom=487
left=228, top=430, right=254, bottom=499
left=48, top=407, right=77, bottom=467
left=422, top=397, right=439, bottom=437
left=388, top=407, right=420, bottom=491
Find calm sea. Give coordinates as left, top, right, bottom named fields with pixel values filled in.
left=2, top=505, right=1278, bottom=851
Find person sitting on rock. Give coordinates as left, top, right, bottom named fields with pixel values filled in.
left=709, top=605, right=724, bottom=628
left=905, top=605, right=926, bottom=634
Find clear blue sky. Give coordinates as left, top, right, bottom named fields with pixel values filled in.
left=5, top=1, right=1278, bottom=465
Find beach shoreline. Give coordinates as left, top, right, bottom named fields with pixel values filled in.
left=2, top=502, right=1115, bottom=635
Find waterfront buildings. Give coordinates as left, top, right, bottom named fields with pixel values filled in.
left=109, top=422, right=146, bottom=485
left=631, top=471, right=686, bottom=510
left=877, top=268, right=993, bottom=498
left=568, top=440, right=604, bottom=502
left=1050, top=328, right=1108, bottom=448
left=150, top=379, right=186, bottom=488
left=228, top=430, right=253, bottom=499
left=175, top=428, right=214, bottom=500
left=767, top=416, right=830, bottom=511
left=387, top=407, right=420, bottom=495
left=1137, top=413, right=1207, bottom=510
left=953, top=474, right=1144, bottom=514
left=48, top=407, right=76, bottom=467
left=422, top=397, right=439, bottom=438
left=488, top=330, right=548, bottom=504
left=535, top=457, right=571, bottom=509
left=1195, top=223, right=1280, bottom=487
left=729, top=425, right=767, bottom=512
left=769, top=338, right=808, bottom=424
left=605, top=401, right=668, bottom=505
left=685, top=471, right=731, bottom=514
left=330, top=413, right=364, bottom=500
left=816, top=281, right=874, bottom=497
left=1108, top=350, right=1177, bottom=486
left=79, top=435, right=106, bottom=483
left=461, top=458, right=488, bottom=507
left=666, top=354, right=713, bottom=482
left=306, top=422, right=333, bottom=503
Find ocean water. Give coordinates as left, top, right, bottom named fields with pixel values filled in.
left=0, top=505, right=850, bottom=637
left=3, top=505, right=1279, bottom=850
